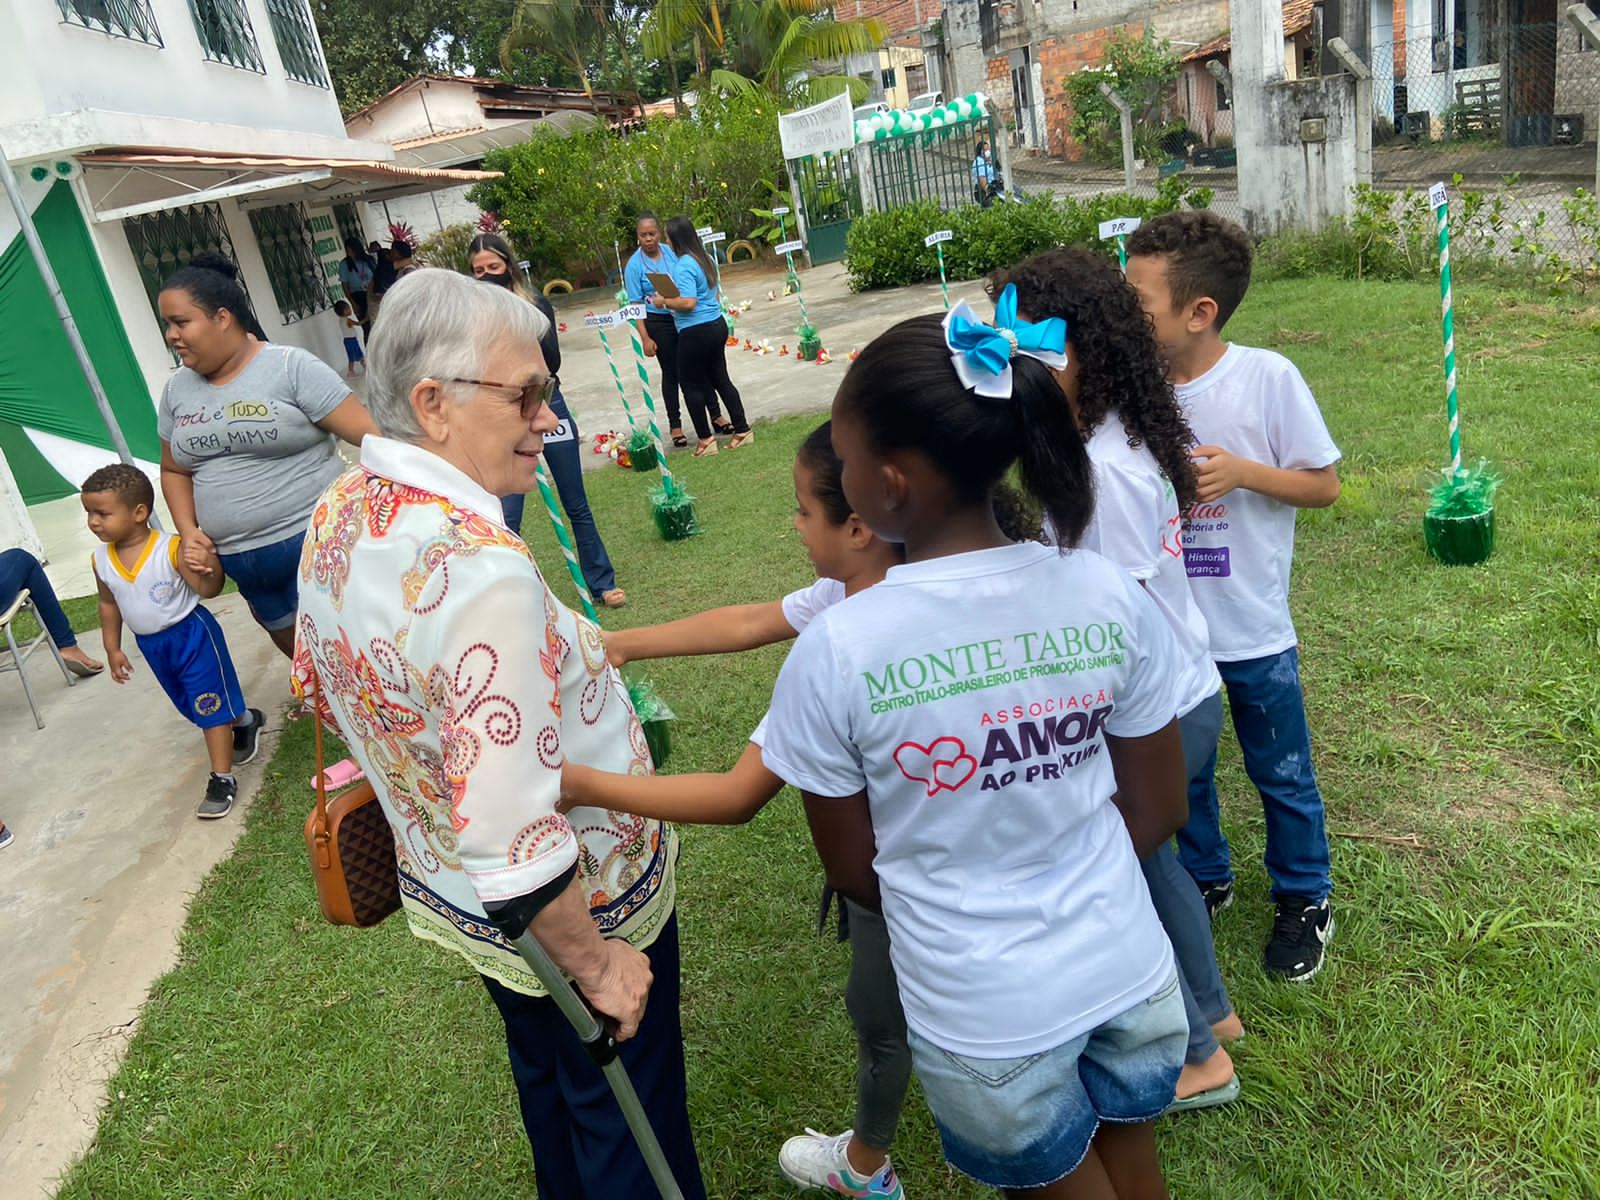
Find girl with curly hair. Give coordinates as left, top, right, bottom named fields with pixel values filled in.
left=993, top=246, right=1246, bottom=1113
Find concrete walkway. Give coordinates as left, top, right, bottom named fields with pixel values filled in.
left=0, top=595, right=286, bottom=1200
left=0, top=258, right=988, bottom=1199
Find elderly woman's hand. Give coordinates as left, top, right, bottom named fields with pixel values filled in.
left=576, top=940, right=653, bottom=1040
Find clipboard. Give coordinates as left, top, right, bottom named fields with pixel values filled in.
left=646, top=272, right=680, bottom=299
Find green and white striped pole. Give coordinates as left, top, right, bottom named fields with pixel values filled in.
left=1430, top=181, right=1462, bottom=476
left=594, top=321, right=639, bottom=433
left=773, top=208, right=812, bottom=333
left=533, top=458, right=598, bottom=622
left=925, top=229, right=953, bottom=310
left=702, top=229, right=733, bottom=333
left=615, top=296, right=674, bottom=482
left=1099, top=216, right=1141, bottom=275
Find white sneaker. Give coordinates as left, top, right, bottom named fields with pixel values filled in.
left=778, top=1127, right=905, bottom=1197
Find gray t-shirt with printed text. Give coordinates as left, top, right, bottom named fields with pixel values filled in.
left=158, top=344, right=350, bottom=555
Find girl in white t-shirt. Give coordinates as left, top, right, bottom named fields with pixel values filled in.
left=999, top=247, right=1245, bottom=1112
left=761, top=296, right=1191, bottom=1199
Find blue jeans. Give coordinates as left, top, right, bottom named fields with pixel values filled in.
left=480, top=915, right=705, bottom=1200
left=218, top=532, right=305, bottom=633
left=1178, top=647, right=1332, bottom=903
left=501, top=391, right=618, bottom=598
left=0, top=549, right=78, bottom=649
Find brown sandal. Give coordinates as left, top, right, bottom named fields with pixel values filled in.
left=692, top=438, right=719, bottom=457
left=727, top=430, right=755, bottom=449
left=601, top=589, right=627, bottom=609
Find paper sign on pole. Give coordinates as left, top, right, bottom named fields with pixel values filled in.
left=703, top=231, right=727, bottom=245
left=773, top=239, right=805, bottom=257
left=924, top=230, right=954, bottom=246
left=777, top=92, right=856, bottom=161
left=1429, top=182, right=1449, bottom=210
left=582, top=304, right=646, bottom=329
left=771, top=205, right=791, bottom=217
left=1098, top=216, right=1142, bottom=240
left=695, top=225, right=713, bottom=237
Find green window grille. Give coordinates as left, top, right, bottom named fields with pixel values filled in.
left=249, top=201, right=329, bottom=323
left=264, top=0, right=328, bottom=86
left=56, top=0, right=163, bottom=45
left=122, top=201, right=251, bottom=338
left=187, top=0, right=263, bottom=71
left=332, top=202, right=367, bottom=253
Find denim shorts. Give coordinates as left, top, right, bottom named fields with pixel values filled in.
left=909, top=971, right=1186, bottom=1190
left=218, top=531, right=305, bottom=632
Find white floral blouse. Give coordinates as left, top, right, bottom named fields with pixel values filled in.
left=292, top=436, right=677, bottom=995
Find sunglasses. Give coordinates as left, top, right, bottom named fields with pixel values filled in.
left=441, top=375, right=555, bottom=420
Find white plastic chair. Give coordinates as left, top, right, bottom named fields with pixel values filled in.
left=0, top=589, right=75, bottom=729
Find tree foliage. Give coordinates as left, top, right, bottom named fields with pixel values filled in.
left=1062, top=30, right=1184, bottom=167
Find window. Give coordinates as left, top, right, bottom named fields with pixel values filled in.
left=1215, top=77, right=1231, bottom=112
left=188, top=0, right=264, bottom=71
left=56, top=0, right=162, bottom=45
left=881, top=67, right=897, bottom=89
left=249, top=202, right=329, bottom=323
left=332, top=203, right=367, bottom=253
left=123, top=202, right=249, bottom=339
left=265, top=0, right=328, bottom=86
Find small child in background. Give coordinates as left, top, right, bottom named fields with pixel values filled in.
left=1125, top=210, right=1342, bottom=983
left=83, top=464, right=264, bottom=820
left=335, top=299, right=364, bottom=377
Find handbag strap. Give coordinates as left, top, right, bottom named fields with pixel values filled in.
left=310, top=667, right=332, bottom=854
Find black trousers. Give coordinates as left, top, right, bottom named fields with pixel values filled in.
left=480, top=915, right=706, bottom=1199
left=676, top=317, right=747, bottom=440
left=642, top=311, right=696, bottom=432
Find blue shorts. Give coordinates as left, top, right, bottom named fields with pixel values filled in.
left=343, top=336, right=364, bottom=362
left=909, top=971, right=1186, bottom=1190
left=135, top=606, right=246, bottom=730
left=219, top=532, right=304, bottom=632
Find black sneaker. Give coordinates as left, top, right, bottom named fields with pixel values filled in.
left=1264, top=897, right=1333, bottom=982
left=232, top=708, right=265, bottom=766
left=1198, top=878, right=1235, bottom=921
left=198, top=773, right=237, bottom=820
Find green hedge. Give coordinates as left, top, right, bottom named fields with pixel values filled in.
left=844, top=177, right=1213, bottom=292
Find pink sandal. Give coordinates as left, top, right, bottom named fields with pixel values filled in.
left=312, top=757, right=365, bottom=791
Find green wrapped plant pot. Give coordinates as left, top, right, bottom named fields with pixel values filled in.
left=1423, top=508, right=1494, bottom=565
left=651, top=479, right=701, bottom=541
left=1423, top=461, right=1500, bottom=567
left=625, top=674, right=675, bottom=769
left=627, top=429, right=659, bottom=473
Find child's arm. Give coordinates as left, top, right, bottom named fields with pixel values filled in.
left=1190, top=445, right=1340, bottom=509
left=1106, top=719, right=1187, bottom=857
left=606, top=600, right=797, bottom=666
left=560, top=742, right=783, bottom=824
left=93, top=567, right=133, bottom=683
left=172, top=536, right=225, bottom=599
left=802, top=788, right=880, bottom=912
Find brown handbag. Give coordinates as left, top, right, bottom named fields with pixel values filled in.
left=304, top=670, right=402, bottom=927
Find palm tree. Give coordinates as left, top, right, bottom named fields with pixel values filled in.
left=642, top=0, right=886, bottom=107
left=501, top=0, right=638, bottom=102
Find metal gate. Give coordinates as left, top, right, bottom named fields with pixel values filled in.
left=864, top=114, right=998, bottom=212
left=792, top=148, right=863, bottom=264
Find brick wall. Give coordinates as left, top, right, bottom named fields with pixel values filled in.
left=857, top=0, right=944, bottom=42
left=1034, top=20, right=1145, bottom=158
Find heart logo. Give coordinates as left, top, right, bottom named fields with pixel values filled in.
left=1161, top=514, right=1184, bottom=559
left=894, top=737, right=978, bottom=796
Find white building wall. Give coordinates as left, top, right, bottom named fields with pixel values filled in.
left=345, top=79, right=491, bottom=146
left=5, top=0, right=345, bottom=140
left=368, top=188, right=484, bottom=245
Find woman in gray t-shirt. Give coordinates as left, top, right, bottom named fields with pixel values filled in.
left=157, top=259, right=377, bottom=656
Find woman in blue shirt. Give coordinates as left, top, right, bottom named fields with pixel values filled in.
left=650, top=218, right=752, bottom=457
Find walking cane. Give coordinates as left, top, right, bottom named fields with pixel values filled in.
left=498, top=917, right=687, bottom=1199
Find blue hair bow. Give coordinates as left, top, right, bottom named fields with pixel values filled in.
left=943, top=283, right=1068, bottom=399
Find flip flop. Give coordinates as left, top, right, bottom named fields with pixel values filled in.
left=312, top=757, right=365, bottom=792
left=1166, top=1073, right=1240, bottom=1114
left=64, top=658, right=105, bottom=678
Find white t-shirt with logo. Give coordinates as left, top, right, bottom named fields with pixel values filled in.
left=762, top=542, right=1181, bottom=1058
left=750, top=577, right=848, bottom=747
left=1176, top=344, right=1340, bottom=662
left=1081, top=412, right=1221, bottom=717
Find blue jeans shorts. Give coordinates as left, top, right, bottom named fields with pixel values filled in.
left=218, top=532, right=305, bottom=633
left=909, top=971, right=1186, bottom=1190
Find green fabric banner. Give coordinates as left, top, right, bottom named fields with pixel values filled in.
left=0, top=181, right=158, bottom=503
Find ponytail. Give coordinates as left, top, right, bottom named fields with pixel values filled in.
left=835, top=314, right=1094, bottom=545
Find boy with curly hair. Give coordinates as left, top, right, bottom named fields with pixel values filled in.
left=1126, top=211, right=1342, bottom=983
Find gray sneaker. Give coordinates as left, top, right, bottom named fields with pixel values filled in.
left=198, top=774, right=236, bottom=820
left=0, top=823, right=12, bottom=850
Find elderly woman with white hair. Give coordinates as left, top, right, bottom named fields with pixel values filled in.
left=292, top=269, right=704, bottom=1199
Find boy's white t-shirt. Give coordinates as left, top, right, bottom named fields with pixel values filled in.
left=1176, top=343, right=1340, bottom=662
left=750, top=577, right=848, bottom=747
left=1080, top=412, right=1221, bottom=717
left=762, top=542, right=1181, bottom=1058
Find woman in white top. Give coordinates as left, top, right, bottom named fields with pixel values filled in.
left=999, top=247, right=1244, bottom=1111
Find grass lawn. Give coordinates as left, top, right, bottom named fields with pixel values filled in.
left=54, top=277, right=1600, bottom=1200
